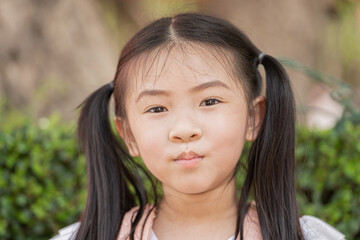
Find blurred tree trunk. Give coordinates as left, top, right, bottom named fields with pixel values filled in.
left=0, top=0, right=119, bottom=120
left=1, top=0, right=357, bottom=123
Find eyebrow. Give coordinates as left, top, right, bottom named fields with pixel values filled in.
left=135, top=80, right=230, bottom=103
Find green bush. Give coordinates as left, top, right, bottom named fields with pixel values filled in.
left=1, top=113, right=359, bottom=239
left=0, top=114, right=86, bottom=240
left=295, top=122, right=360, bottom=239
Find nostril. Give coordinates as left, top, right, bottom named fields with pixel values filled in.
left=169, top=128, right=202, bottom=142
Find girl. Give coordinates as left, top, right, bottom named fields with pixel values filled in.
left=51, top=13, right=345, bottom=240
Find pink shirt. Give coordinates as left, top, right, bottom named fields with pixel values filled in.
left=116, top=204, right=262, bottom=240
left=50, top=204, right=345, bottom=240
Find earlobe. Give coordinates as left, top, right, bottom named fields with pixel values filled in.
left=114, top=116, right=140, bottom=157
left=245, top=96, right=266, bottom=141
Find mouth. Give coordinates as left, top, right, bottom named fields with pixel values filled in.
left=174, top=151, right=203, bottom=167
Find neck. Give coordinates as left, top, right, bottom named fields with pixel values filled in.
left=157, top=178, right=238, bottom=223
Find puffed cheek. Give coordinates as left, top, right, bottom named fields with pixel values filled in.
left=212, top=118, right=246, bottom=140
left=212, top=121, right=247, bottom=156
left=137, top=132, right=165, bottom=154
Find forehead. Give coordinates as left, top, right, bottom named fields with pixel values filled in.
left=126, top=43, right=241, bottom=92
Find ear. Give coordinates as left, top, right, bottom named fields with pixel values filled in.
left=245, top=96, right=266, bottom=141
left=114, top=116, right=140, bottom=157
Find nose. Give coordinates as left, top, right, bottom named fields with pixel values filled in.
left=169, top=116, right=202, bottom=143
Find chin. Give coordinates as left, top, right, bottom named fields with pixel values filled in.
left=172, top=182, right=215, bottom=195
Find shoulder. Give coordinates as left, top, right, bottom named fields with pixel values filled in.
left=300, top=215, right=345, bottom=240
left=117, top=205, right=141, bottom=239
left=117, top=204, right=156, bottom=240
left=50, top=222, right=80, bottom=240
left=49, top=205, right=155, bottom=240
left=240, top=201, right=345, bottom=240
left=241, top=201, right=263, bottom=239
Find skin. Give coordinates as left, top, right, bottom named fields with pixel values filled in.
left=115, top=44, right=265, bottom=240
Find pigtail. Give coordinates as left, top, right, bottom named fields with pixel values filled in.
left=239, top=54, right=303, bottom=239
left=75, top=82, right=154, bottom=240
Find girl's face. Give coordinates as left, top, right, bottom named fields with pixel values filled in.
left=115, top=44, right=264, bottom=195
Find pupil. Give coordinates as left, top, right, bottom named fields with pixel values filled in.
left=207, top=99, right=216, bottom=105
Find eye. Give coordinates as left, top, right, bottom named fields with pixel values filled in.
left=200, top=98, right=223, bottom=106
left=145, top=106, right=167, bottom=113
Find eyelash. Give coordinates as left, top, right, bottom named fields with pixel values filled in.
left=145, top=97, right=223, bottom=113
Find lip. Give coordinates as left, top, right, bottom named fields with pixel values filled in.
left=174, top=151, right=203, bottom=167
left=175, top=151, right=202, bottom=160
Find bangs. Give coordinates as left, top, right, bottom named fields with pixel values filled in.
left=120, top=41, right=247, bottom=101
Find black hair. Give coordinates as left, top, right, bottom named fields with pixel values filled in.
left=76, top=13, right=303, bottom=240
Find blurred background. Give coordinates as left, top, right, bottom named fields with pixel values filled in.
left=0, top=0, right=359, bottom=239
